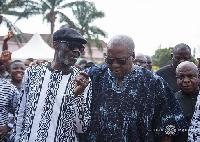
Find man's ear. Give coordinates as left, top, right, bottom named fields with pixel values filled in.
left=53, top=42, right=59, bottom=50
left=132, top=52, right=135, bottom=61
left=198, top=73, right=200, bottom=82
left=171, top=53, right=173, bottom=59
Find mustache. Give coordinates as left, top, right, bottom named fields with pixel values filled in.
left=68, top=51, right=80, bottom=57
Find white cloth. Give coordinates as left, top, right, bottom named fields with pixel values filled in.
left=188, top=92, right=200, bottom=142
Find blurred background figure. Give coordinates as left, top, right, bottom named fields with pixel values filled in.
left=9, top=60, right=25, bottom=92
left=84, top=62, right=95, bottom=69
left=78, top=59, right=87, bottom=69
left=0, top=79, right=18, bottom=142
left=145, top=55, right=153, bottom=71
left=24, top=58, right=35, bottom=68
left=133, top=53, right=148, bottom=69
left=0, top=31, right=14, bottom=80
left=156, top=43, right=191, bottom=93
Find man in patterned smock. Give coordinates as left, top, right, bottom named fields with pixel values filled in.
left=0, top=78, right=18, bottom=142
left=14, top=28, right=92, bottom=142
left=76, top=35, right=187, bottom=142
left=188, top=89, right=200, bottom=141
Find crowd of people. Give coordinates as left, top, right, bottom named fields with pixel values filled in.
left=0, top=28, right=200, bottom=142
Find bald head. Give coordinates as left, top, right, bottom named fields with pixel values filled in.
left=133, top=53, right=148, bottom=68
left=135, top=53, right=147, bottom=63
left=176, top=61, right=198, bottom=74
left=176, top=61, right=199, bottom=95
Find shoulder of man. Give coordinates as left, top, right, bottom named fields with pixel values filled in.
left=156, top=64, right=171, bottom=75
left=0, top=78, right=18, bottom=92
left=26, top=61, right=49, bottom=72
left=83, top=64, right=108, bottom=77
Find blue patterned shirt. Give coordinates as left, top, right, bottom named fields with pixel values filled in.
left=84, top=64, right=187, bottom=142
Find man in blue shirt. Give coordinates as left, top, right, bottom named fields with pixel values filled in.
left=74, top=35, right=187, bottom=142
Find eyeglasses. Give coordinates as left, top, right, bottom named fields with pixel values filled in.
left=58, top=41, right=85, bottom=53
left=105, top=55, right=132, bottom=65
left=133, top=60, right=147, bottom=65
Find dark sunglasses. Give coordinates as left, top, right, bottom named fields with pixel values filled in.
left=59, top=41, right=85, bottom=53
left=133, top=60, right=147, bottom=65
left=105, top=55, right=132, bottom=65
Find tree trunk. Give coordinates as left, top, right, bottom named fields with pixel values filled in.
left=0, top=15, right=2, bottom=24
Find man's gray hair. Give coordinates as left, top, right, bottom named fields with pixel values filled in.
left=107, top=35, right=135, bottom=53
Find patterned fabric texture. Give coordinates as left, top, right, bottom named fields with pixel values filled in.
left=83, top=64, right=187, bottom=142
left=188, top=92, right=200, bottom=142
left=14, top=62, right=92, bottom=142
left=0, top=78, right=18, bottom=142
left=0, top=78, right=18, bottom=126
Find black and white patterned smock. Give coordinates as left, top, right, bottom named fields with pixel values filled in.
left=188, top=92, right=200, bottom=142
left=14, top=62, right=92, bottom=142
left=0, top=78, right=18, bottom=126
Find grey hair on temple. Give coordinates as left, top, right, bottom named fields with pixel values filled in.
left=107, top=35, right=135, bottom=53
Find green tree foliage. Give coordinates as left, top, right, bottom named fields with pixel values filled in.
left=152, top=47, right=173, bottom=68
left=60, top=0, right=107, bottom=58
left=152, top=47, right=197, bottom=68
left=191, top=55, right=198, bottom=65
left=0, top=0, right=27, bottom=44
left=10, top=0, right=67, bottom=35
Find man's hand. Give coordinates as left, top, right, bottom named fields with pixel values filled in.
left=73, top=71, right=90, bottom=97
left=3, top=30, right=14, bottom=42
left=0, top=125, right=11, bottom=141
left=1, top=50, right=12, bottom=61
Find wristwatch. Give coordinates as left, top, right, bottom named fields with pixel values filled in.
left=7, top=123, right=14, bottom=128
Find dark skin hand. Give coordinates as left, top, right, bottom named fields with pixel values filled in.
left=0, top=119, right=14, bottom=140
left=73, top=71, right=90, bottom=97
left=3, top=30, right=14, bottom=51
left=1, top=50, right=11, bottom=62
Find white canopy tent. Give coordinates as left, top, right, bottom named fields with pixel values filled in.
left=12, top=33, right=55, bottom=61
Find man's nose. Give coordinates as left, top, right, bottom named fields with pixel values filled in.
left=136, top=61, right=141, bottom=66
left=183, top=76, right=190, bottom=82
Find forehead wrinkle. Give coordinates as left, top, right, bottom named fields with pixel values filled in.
left=107, top=46, right=129, bottom=58
left=176, top=62, right=198, bottom=74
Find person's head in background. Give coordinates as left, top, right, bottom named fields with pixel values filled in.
left=78, top=59, right=87, bottom=68
left=133, top=53, right=148, bottom=69
left=145, top=55, right=153, bottom=71
left=24, top=58, right=35, bottom=68
left=176, top=61, right=199, bottom=96
left=9, top=60, right=26, bottom=88
left=84, top=62, right=95, bottom=69
left=172, top=43, right=191, bottom=71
